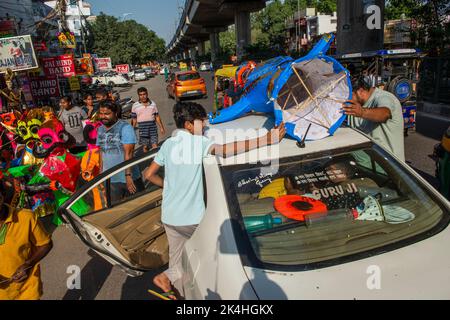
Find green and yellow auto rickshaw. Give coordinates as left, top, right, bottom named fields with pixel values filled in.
left=213, top=65, right=239, bottom=112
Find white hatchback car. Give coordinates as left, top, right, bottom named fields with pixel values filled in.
left=134, top=69, right=147, bottom=82
left=91, top=71, right=129, bottom=87
left=60, top=115, right=450, bottom=299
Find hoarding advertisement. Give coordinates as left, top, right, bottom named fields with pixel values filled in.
left=0, top=35, right=38, bottom=73
left=42, top=54, right=76, bottom=78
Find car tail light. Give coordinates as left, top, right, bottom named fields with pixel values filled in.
left=199, top=79, right=205, bottom=84
left=176, top=82, right=183, bottom=87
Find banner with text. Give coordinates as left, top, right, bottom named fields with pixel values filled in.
left=0, top=35, right=38, bottom=73
left=94, top=57, right=112, bottom=71
left=115, top=64, right=129, bottom=74
left=30, top=76, right=60, bottom=99
left=42, top=54, right=76, bottom=78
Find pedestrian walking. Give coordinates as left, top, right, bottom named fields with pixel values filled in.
left=131, top=87, right=166, bottom=152
left=144, top=102, right=285, bottom=299
left=343, top=75, right=405, bottom=161
left=58, top=96, right=87, bottom=154
left=96, top=101, right=143, bottom=203
left=0, top=178, right=53, bottom=300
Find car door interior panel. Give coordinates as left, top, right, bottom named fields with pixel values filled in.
left=82, top=189, right=169, bottom=268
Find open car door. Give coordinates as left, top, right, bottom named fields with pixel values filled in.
left=58, top=151, right=168, bottom=276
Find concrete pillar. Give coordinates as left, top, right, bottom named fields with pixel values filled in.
left=209, top=32, right=220, bottom=63
left=197, top=41, right=205, bottom=56
left=336, top=0, right=385, bottom=55
left=189, top=47, right=198, bottom=62
left=235, top=10, right=252, bottom=61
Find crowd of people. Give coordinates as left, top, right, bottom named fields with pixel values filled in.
left=0, top=71, right=406, bottom=300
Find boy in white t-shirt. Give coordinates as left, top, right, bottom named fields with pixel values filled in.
left=144, top=102, right=285, bottom=299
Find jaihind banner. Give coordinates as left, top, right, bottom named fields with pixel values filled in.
left=42, top=54, right=76, bottom=78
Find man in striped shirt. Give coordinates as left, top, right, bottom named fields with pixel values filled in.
left=131, top=87, right=166, bottom=152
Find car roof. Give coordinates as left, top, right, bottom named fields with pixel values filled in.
left=175, top=70, right=199, bottom=75
left=204, top=115, right=371, bottom=166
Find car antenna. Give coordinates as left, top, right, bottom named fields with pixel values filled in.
left=297, top=123, right=312, bottom=149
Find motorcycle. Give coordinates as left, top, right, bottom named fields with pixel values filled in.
left=118, top=97, right=135, bottom=119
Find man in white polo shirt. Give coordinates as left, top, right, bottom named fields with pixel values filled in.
left=131, top=87, right=166, bottom=152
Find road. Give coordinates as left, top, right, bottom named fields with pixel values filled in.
left=40, top=73, right=440, bottom=300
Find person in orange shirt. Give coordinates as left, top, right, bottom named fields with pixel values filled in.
left=0, top=178, right=53, bottom=300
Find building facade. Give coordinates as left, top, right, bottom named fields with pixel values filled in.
left=286, top=8, right=337, bottom=54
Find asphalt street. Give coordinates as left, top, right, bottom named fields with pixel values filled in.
left=40, top=73, right=440, bottom=300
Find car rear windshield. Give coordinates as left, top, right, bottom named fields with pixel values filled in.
left=177, top=73, right=200, bottom=81
left=221, top=143, right=448, bottom=270
left=135, top=70, right=145, bottom=74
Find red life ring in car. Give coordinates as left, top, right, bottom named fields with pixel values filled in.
left=274, top=195, right=328, bottom=221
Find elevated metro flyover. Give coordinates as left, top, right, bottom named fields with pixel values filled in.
left=167, top=0, right=266, bottom=62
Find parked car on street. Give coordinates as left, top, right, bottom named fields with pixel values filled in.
left=91, top=71, right=130, bottom=87
left=143, top=67, right=154, bottom=79
left=199, top=62, right=212, bottom=72
left=134, top=69, right=147, bottom=82
left=166, top=71, right=207, bottom=101
left=59, top=115, right=450, bottom=300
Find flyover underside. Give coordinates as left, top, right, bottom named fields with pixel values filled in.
left=168, top=0, right=266, bottom=58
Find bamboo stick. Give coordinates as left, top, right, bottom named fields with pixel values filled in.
left=291, top=65, right=330, bottom=127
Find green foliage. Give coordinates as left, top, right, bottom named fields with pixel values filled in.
left=87, top=13, right=166, bottom=65
left=385, top=1, right=450, bottom=55
left=219, top=26, right=237, bottom=57
left=385, top=0, right=419, bottom=19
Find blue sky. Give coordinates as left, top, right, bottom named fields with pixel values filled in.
left=87, top=0, right=183, bottom=44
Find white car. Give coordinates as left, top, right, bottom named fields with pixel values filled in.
left=60, top=115, right=450, bottom=299
left=91, top=71, right=129, bottom=87
left=134, top=69, right=147, bottom=81
left=199, top=62, right=211, bottom=72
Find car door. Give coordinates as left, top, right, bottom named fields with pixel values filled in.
left=59, top=150, right=168, bottom=276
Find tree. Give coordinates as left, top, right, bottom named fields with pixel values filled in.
left=88, top=13, right=166, bottom=65
left=385, top=1, right=450, bottom=55
left=385, top=0, right=419, bottom=19
left=254, top=0, right=292, bottom=52
left=219, top=26, right=237, bottom=57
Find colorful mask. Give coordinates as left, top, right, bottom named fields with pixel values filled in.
left=33, top=117, right=75, bottom=159
left=16, top=109, right=45, bottom=143
left=0, top=112, right=17, bottom=127
left=83, top=120, right=102, bottom=148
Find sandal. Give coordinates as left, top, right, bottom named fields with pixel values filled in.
left=148, top=289, right=177, bottom=300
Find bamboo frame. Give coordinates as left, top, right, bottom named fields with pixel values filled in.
left=291, top=65, right=331, bottom=128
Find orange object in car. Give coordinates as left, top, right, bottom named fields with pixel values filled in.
left=166, top=71, right=207, bottom=101
left=274, top=195, right=328, bottom=221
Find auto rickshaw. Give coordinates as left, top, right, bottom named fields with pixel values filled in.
left=213, top=65, right=239, bottom=111
left=337, top=48, right=426, bottom=135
